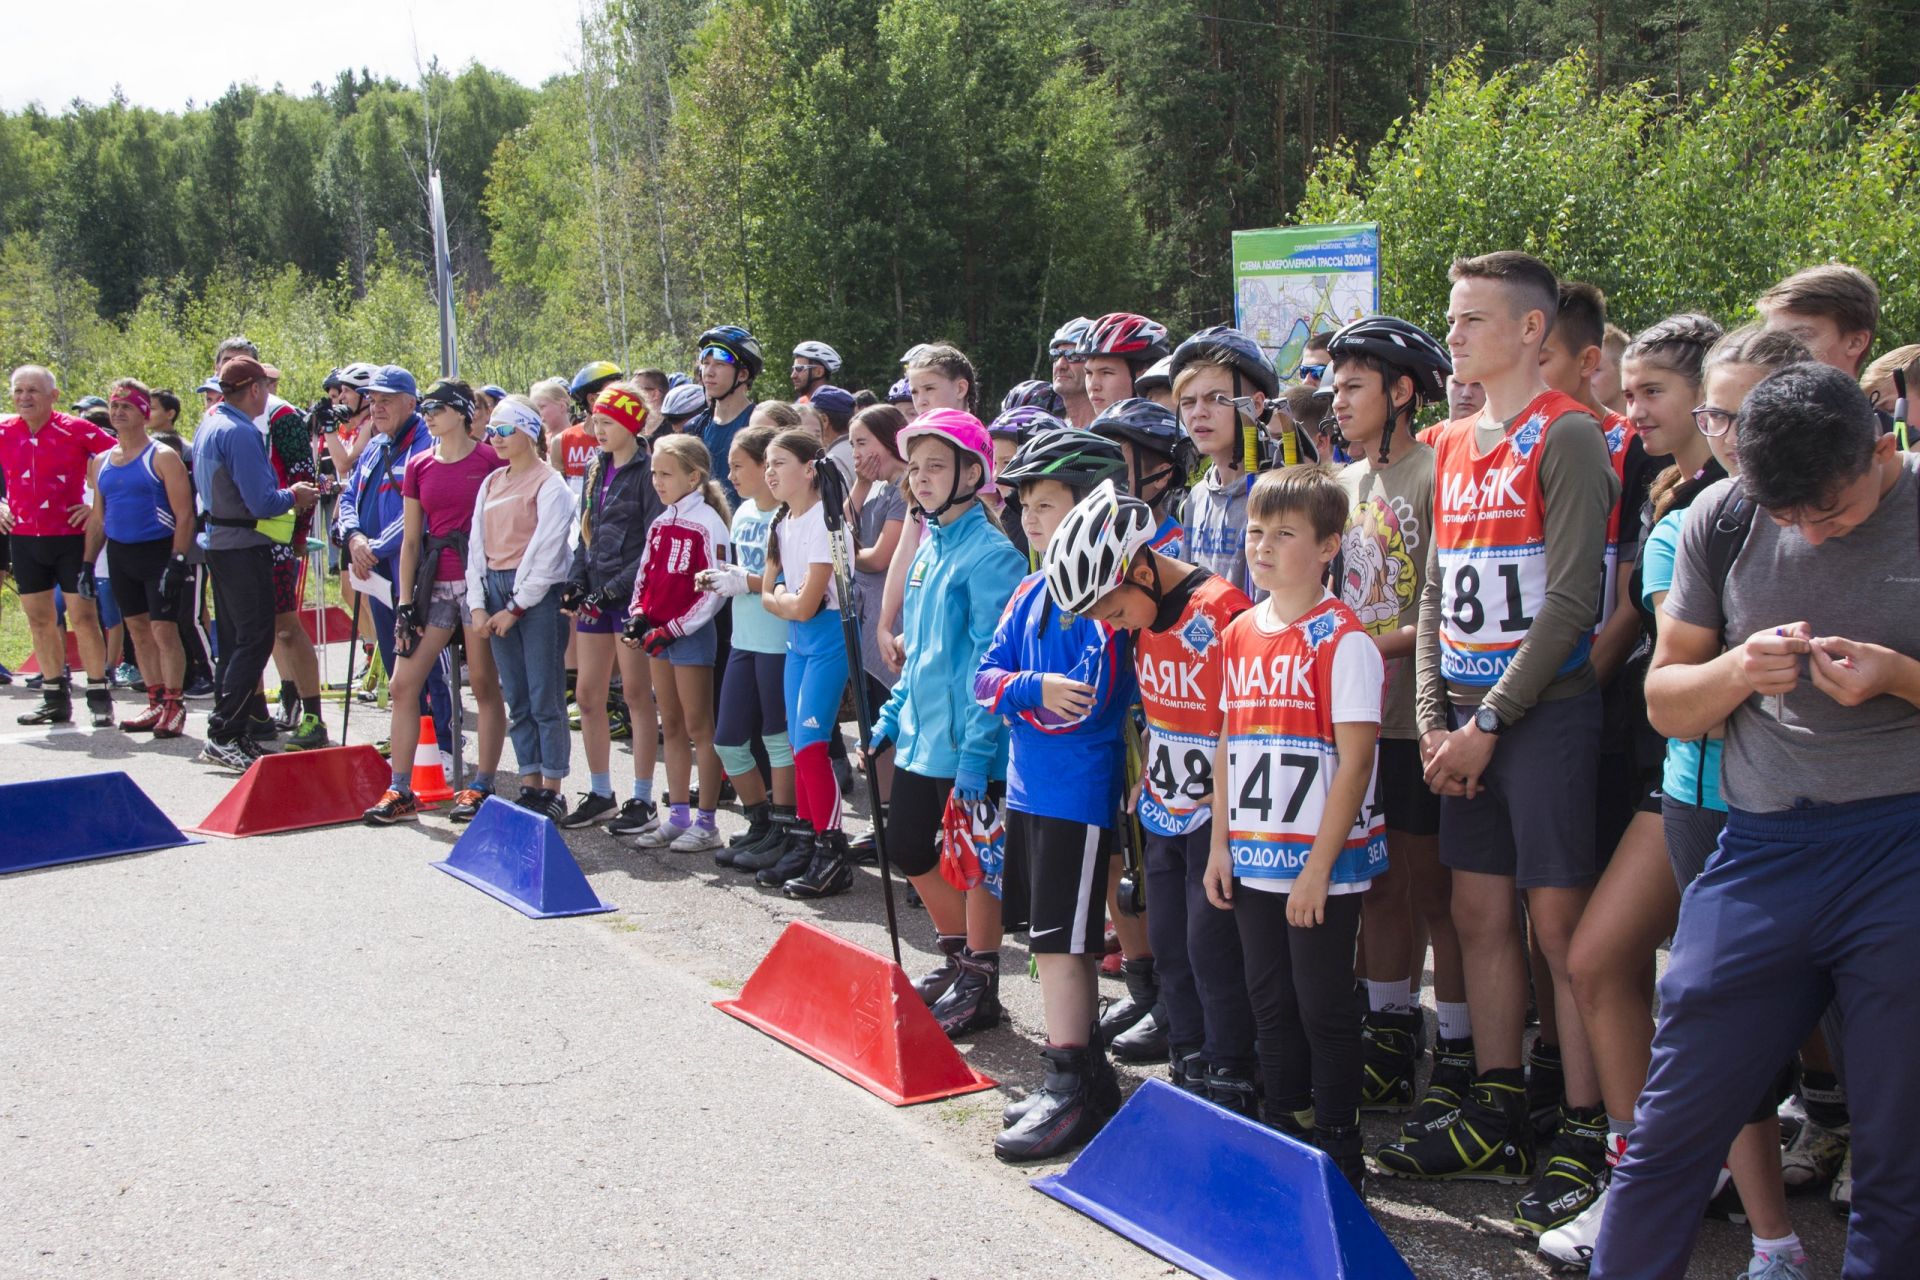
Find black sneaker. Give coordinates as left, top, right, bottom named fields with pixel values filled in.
left=1361, top=1010, right=1422, bottom=1111
left=17, top=685, right=73, bottom=725
left=183, top=676, right=216, bottom=699
left=1205, top=1062, right=1261, bottom=1120
left=1513, top=1106, right=1608, bottom=1237
left=1401, top=1036, right=1476, bottom=1141
left=783, top=829, right=855, bottom=899
left=447, top=788, right=493, bottom=822
left=86, top=683, right=115, bottom=728
left=533, top=789, right=569, bottom=822
left=1374, top=1073, right=1533, bottom=1183
left=606, top=798, right=657, bottom=836
left=197, top=737, right=254, bottom=771
left=363, top=788, right=421, bottom=824
left=930, top=948, right=1002, bottom=1038
left=558, top=791, right=618, bottom=829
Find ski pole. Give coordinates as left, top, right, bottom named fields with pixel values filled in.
left=339, top=585, right=363, bottom=744
left=819, top=464, right=903, bottom=965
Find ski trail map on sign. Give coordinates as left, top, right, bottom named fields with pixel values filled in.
left=1231, top=223, right=1381, bottom=376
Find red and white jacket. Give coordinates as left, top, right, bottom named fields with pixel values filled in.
left=630, top=489, right=731, bottom=636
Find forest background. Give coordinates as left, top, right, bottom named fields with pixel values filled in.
left=3, top=0, right=1917, bottom=405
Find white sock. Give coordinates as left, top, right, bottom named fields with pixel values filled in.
left=1366, top=978, right=1413, bottom=1014
left=1752, top=1231, right=1803, bottom=1261
left=1436, top=1000, right=1471, bottom=1042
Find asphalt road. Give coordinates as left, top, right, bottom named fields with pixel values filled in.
left=0, top=680, right=1852, bottom=1279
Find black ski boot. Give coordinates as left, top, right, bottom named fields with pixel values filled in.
left=1263, top=1097, right=1315, bottom=1141
left=1361, top=1010, right=1423, bottom=1111
left=1527, top=1039, right=1567, bottom=1144
left=1110, top=998, right=1170, bottom=1063
left=1206, top=1062, right=1261, bottom=1120
left=1400, top=1036, right=1476, bottom=1142
left=1316, top=1121, right=1368, bottom=1198
left=1097, top=956, right=1159, bottom=1044
left=996, top=1025, right=1120, bottom=1162
left=931, top=947, right=1002, bottom=1038
left=754, top=819, right=816, bottom=887
left=913, top=934, right=966, bottom=1006
left=726, top=801, right=773, bottom=851
left=1169, top=1048, right=1210, bottom=1096
left=783, top=828, right=855, bottom=899
left=728, top=808, right=796, bottom=871
left=85, top=679, right=114, bottom=728
left=17, top=678, right=73, bottom=726
left=846, top=803, right=885, bottom=865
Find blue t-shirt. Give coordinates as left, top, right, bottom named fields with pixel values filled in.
left=729, top=500, right=787, bottom=654
left=702, top=404, right=754, bottom=506
left=1642, top=510, right=1725, bottom=811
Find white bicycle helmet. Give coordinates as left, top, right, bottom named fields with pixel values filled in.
left=1043, top=479, right=1157, bottom=615
left=792, top=340, right=842, bottom=374
left=662, top=382, right=708, bottom=418
left=336, top=361, right=379, bottom=390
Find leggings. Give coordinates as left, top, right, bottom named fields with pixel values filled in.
left=1233, top=888, right=1364, bottom=1128
left=785, top=615, right=848, bottom=831
left=715, top=646, right=791, bottom=777
left=1146, top=826, right=1256, bottom=1069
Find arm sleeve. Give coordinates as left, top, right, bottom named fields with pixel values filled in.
left=972, top=583, right=1045, bottom=715
left=955, top=544, right=1026, bottom=780
left=1660, top=490, right=1728, bottom=636
left=1481, top=417, right=1618, bottom=726
left=510, top=474, right=578, bottom=611
left=229, top=423, right=295, bottom=519
left=1330, top=629, right=1387, bottom=724
left=1413, top=530, right=1448, bottom=734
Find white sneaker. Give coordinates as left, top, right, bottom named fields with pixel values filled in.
left=635, top=817, right=690, bottom=848
left=1780, top=1119, right=1848, bottom=1190
left=1538, top=1179, right=1606, bottom=1270
left=668, top=823, right=724, bottom=853
left=1829, top=1148, right=1852, bottom=1218
left=1746, top=1250, right=1811, bottom=1279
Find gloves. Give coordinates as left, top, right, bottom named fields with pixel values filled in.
left=394, top=602, right=423, bottom=658
left=699, top=564, right=750, bottom=598
left=640, top=627, right=673, bottom=657
left=75, top=566, right=97, bottom=601
left=158, top=555, right=188, bottom=609
left=587, top=584, right=627, bottom=614
left=621, top=612, right=653, bottom=642
left=953, top=765, right=988, bottom=805
left=559, top=582, right=588, bottom=613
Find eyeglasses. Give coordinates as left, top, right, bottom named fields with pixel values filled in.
left=1295, top=363, right=1328, bottom=381
left=700, top=346, right=739, bottom=365
left=1692, top=404, right=1738, bottom=437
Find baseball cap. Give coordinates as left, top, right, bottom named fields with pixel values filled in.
left=195, top=376, right=222, bottom=394
left=217, top=357, right=269, bottom=392
left=364, top=365, right=418, bottom=397
left=260, top=363, right=283, bottom=381
left=71, top=395, right=107, bottom=411
left=480, top=384, right=509, bottom=403
left=810, top=385, right=856, bottom=426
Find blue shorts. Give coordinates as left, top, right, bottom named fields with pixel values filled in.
left=661, top=620, right=717, bottom=667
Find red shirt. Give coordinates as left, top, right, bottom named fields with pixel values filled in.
left=558, top=425, right=597, bottom=480
left=0, top=411, right=117, bottom=537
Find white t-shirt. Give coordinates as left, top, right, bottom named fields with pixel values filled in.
left=774, top=500, right=852, bottom=611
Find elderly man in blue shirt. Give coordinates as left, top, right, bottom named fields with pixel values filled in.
left=193, top=356, right=320, bottom=769
left=334, top=365, right=452, bottom=754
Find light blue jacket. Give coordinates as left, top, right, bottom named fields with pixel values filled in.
left=874, top=504, right=1025, bottom=782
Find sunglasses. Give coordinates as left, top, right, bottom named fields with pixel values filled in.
left=700, top=346, right=739, bottom=365
left=485, top=422, right=526, bottom=441
left=1049, top=346, right=1086, bottom=362
left=1295, top=363, right=1328, bottom=380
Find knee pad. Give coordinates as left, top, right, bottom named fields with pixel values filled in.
left=716, top=741, right=757, bottom=777
left=763, top=730, right=794, bottom=768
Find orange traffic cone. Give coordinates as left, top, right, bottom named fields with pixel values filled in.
left=409, top=715, right=455, bottom=803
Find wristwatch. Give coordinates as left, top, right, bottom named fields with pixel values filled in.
left=1472, top=704, right=1505, bottom=736
left=508, top=603, right=526, bottom=618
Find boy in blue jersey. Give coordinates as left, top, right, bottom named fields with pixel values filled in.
left=975, top=428, right=1136, bottom=1163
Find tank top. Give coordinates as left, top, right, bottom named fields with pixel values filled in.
left=98, top=441, right=174, bottom=544
left=1430, top=390, right=1593, bottom=688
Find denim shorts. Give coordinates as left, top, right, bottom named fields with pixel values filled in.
left=663, top=620, right=717, bottom=667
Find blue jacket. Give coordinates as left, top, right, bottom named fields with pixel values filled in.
left=975, top=573, right=1134, bottom=828
left=335, top=413, right=430, bottom=567
left=874, top=504, right=1025, bottom=783
left=194, top=403, right=295, bottom=551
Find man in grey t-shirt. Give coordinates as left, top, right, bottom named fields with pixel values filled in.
left=1594, top=364, right=1920, bottom=1278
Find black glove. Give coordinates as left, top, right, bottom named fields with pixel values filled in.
left=589, top=584, right=626, bottom=614
left=394, top=602, right=423, bottom=658
left=559, top=582, right=588, bottom=613
left=621, top=612, right=652, bottom=641
left=158, top=555, right=188, bottom=608
left=75, top=566, right=97, bottom=601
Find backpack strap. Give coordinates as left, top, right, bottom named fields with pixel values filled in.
left=1702, top=478, right=1756, bottom=596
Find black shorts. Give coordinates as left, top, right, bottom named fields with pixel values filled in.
left=107, top=537, right=177, bottom=622
left=1439, top=691, right=1602, bottom=889
left=888, top=768, right=1008, bottom=884
left=1375, top=737, right=1441, bottom=836
left=1006, top=810, right=1113, bottom=955
left=10, top=533, right=87, bottom=596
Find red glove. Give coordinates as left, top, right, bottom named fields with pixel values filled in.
left=641, top=626, right=673, bottom=656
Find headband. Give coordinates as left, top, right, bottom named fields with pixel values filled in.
left=109, top=388, right=152, bottom=418
left=592, top=386, right=647, bottom=435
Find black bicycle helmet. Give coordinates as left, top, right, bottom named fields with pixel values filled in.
left=1001, top=379, right=1068, bottom=418
left=696, top=325, right=765, bottom=380
left=1168, top=324, right=1279, bottom=398
left=988, top=406, right=1066, bottom=442
left=1325, top=315, right=1452, bottom=404
left=997, top=426, right=1128, bottom=495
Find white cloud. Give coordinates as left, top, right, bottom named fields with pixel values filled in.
left=5, top=0, right=584, bottom=113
